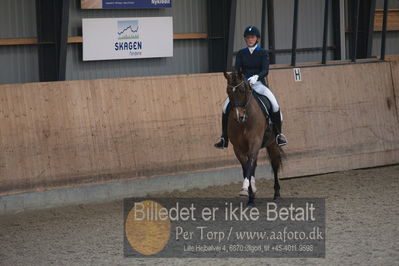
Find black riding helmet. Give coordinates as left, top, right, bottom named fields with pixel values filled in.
left=243, top=26, right=261, bottom=38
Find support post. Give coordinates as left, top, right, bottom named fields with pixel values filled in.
left=351, top=0, right=360, bottom=62
left=357, top=0, right=376, bottom=58
left=322, top=0, right=330, bottom=64
left=291, top=0, right=299, bottom=66
left=380, top=0, right=388, bottom=60
left=36, top=0, right=70, bottom=81
left=226, top=0, right=237, bottom=71
left=267, top=0, right=276, bottom=64
left=331, top=0, right=343, bottom=60
left=58, top=0, right=70, bottom=81
left=261, top=0, right=267, bottom=49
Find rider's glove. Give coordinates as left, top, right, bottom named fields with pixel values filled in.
left=248, top=75, right=259, bottom=85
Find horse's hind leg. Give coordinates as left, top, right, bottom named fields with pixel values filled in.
left=267, top=144, right=283, bottom=200
left=272, top=168, right=280, bottom=200
left=248, top=187, right=255, bottom=206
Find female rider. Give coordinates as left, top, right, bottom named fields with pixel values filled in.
left=214, top=25, right=287, bottom=148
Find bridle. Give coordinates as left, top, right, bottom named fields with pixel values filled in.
left=227, top=80, right=245, bottom=92
left=227, top=80, right=252, bottom=108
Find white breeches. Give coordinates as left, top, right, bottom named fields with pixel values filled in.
left=222, top=81, right=281, bottom=119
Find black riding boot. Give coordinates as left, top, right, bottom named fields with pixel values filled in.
left=270, top=110, right=288, bottom=146
left=214, top=112, right=229, bottom=149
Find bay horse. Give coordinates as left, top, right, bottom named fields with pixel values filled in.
left=223, top=71, right=284, bottom=204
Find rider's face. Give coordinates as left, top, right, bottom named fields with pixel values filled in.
left=245, top=35, right=258, bottom=47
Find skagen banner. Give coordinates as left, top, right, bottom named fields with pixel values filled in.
left=123, top=198, right=326, bottom=258
left=82, top=17, right=173, bottom=61
left=81, top=0, right=172, bottom=9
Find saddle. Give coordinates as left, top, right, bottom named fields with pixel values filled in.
left=252, top=91, right=273, bottom=147
left=252, top=91, right=272, bottom=120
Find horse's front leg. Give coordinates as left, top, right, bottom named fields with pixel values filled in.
left=245, top=138, right=263, bottom=193
left=237, top=155, right=257, bottom=198
left=245, top=156, right=258, bottom=206
left=245, top=157, right=257, bottom=193
left=234, top=148, right=251, bottom=197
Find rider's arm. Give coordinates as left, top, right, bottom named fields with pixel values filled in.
left=235, top=50, right=243, bottom=73
left=257, top=50, right=270, bottom=80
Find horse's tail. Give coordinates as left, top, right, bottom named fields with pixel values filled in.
left=266, top=143, right=286, bottom=173
left=277, top=145, right=286, bottom=171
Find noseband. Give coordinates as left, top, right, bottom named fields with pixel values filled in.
left=227, top=80, right=252, bottom=108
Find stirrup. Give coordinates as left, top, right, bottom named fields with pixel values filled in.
left=276, top=134, right=287, bottom=147
left=214, top=137, right=228, bottom=149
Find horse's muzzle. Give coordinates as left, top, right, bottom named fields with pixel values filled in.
left=237, top=112, right=248, bottom=123
left=239, top=113, right=248, bottom=122
left=234, top=107, right=248, bottom=123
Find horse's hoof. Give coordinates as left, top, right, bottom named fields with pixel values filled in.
left=273, top=194, right=280, bottom=200
left=250, top=180, right=257, bottom=194
left=239, top=189, right=249, bottom=197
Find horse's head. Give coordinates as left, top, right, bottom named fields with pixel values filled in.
left=223, top=71, right=252, bottom=123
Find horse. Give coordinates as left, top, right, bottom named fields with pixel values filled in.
left=223, top=71, right=284, bottom=205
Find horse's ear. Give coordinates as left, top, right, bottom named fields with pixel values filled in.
left=223, top=72, right=230, bottom=80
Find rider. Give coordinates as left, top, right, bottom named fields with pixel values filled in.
left=214, top=25, right=288, bottom=148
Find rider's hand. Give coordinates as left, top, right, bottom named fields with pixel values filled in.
left=248, top=75, right=259, bottom=85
